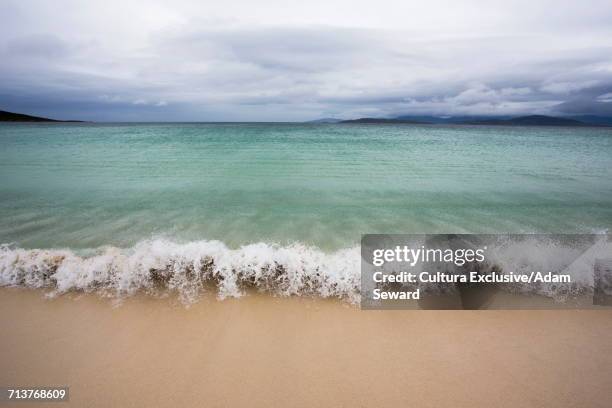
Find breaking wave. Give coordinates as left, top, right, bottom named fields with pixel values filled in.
left=0, top=235, right=609, bottom=304
left=0, top=240, right=361, bottom=304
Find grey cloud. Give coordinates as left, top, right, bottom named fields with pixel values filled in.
left=5, top=34, right=71, bottom=59
left=597, top=93, right=612, bottom=102
left=1, top=1, right=612, bottom=121
left=553, top=99, right=612, bottom=116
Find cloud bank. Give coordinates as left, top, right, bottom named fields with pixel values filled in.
left=1, top=0, right=612, bottom=121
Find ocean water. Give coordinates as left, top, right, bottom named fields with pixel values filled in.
left=1, top=123, right=611, bottom=301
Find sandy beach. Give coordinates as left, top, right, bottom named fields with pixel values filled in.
left=1, top=288, right=611, bottom=407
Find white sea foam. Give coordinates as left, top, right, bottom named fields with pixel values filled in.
left=0, top=240, right=361, bottom=304
left=483, top=235, right=611, bottom=300
left=1, top=236, right=609, bottom=304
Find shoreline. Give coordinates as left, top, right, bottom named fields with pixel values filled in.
left=2, top=288, right=612, bottom=407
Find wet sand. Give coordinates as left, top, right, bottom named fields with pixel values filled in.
left=1, top=288, right=611, bottom=407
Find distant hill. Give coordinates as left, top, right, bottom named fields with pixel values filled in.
left=465, top=115, right=593, bottom=127
left=339, top=118, right=425, bottom=124
left=332, top=114, right=609, bottom=127
left=396, top=114, right=612, bottom=127
left=307, top=118, right=343, bottom=123
left=567, top=115, right=612, bottom=127
left=394, top=115, right=513, bottom=124
left=0, top=110, right=82, bottom=122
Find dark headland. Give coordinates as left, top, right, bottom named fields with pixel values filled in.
left=324, top=114, right=612, bottom=127
left=0, top=110, right=83, bottom=122
left=465, top=115, right=593, bottom=127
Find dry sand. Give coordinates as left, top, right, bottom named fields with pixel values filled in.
left=1, top=287, right=612, bottom=407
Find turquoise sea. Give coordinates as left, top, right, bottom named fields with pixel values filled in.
left=2, top=123, right=611, bottom=249
left=1, top=123, right=611, bottom=301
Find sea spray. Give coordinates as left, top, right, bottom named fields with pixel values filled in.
left=0, top=240, right=361, bottom=304
left=1, top=236, right=609, bottom=304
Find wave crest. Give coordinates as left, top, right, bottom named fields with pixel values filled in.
left=2, top=236, right=609, bottom=305
left=0, top=240, right=361, bottom=304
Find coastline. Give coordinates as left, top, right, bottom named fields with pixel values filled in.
left=1, top=288, right=611, bottom=407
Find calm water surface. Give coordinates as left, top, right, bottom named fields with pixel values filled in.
left=1, top=123, right=611, bottom=250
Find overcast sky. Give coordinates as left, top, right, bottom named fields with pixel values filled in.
left=2, top=0, right=612, bottom=121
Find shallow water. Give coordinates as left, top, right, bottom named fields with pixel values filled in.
left=1, top=122, right=611, bottom=301
left=1, top=122, right=611, bottom=250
